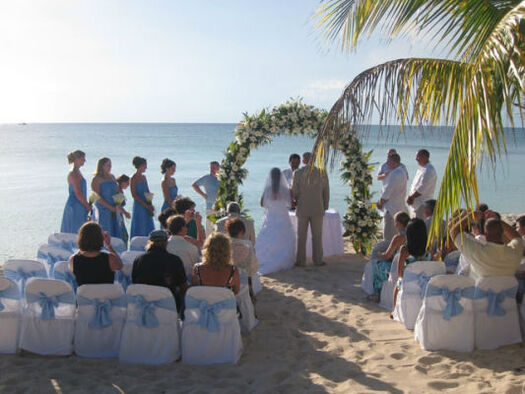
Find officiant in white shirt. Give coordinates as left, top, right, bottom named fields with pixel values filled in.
left=282, top=153, right=300, bottom=187
left=377, top=153, right=408, bottom=240
left=407, top=149, right=437, bottom=219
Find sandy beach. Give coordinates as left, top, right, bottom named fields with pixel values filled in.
left=1, top=234, right=524, bottom=393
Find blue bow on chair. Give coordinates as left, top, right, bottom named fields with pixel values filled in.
left=26, top=291, right=75, bottom=320
left=128, top=294, right=177, bottom=328
left=474, top=287, right=517, bottom=316
left=4, top=268, right=47, bottom=296
left=0, top=286, right=21, bottom=311
left=37, top=251, right=62, bottom=277
left=54, top=271, right=78, bottom=293
left=426, top=285, right=476, bottom=321
left=404, top=271, right=432, bottom=299
left=77, top=295, right=127, bottom=329
left=115, top=271, right=131, bottom=291
left=186, top=295, right=236, bottom=332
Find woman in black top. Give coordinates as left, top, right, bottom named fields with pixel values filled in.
left=69, top=221, right=123, bottom=286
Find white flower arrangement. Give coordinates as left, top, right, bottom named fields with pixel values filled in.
left=88, top=191, right=100, bottom=204
left=144, top=192, right=155, bottom=217
left=112, top=193, right=125, bottom=206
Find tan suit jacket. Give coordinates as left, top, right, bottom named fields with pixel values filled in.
left=214, top=213, right=256, bottom=246
left=292, top=166, right=329, bottom=216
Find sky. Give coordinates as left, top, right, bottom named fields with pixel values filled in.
left=0, top=0, right=434, bottom=123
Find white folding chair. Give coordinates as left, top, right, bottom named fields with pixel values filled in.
left=251, top=272, right=263, bottom=295
left=37, top=244, right=72, bottom=277
left=3, top=260, right=47, bottom=297
left=53, top=261, right=78, bottom=293
left=181, top=286, right=242, bottom=364
left=48, top=232, right=78, bottom=252
left=119, top=284, right=180, bottom=364
left=74, top=284, right=126, bottom=358
left=110, top=237, right=127, bottom=255
left=414, top=275, right=476, bottom=352
left=236, top=284, right=258, bottom=333
left=19, top=278, right=75, bottom=355
left=120, top=250, right=144, bottom=265
left=114, top=263, right=133, bottom=291
left=129, top=236, right=148, bottom=251
left=393, top=261, right=446, bottom=329
left=379, top=253, right=400, bottom=310
left=0, top=277, right=22, bottom=353
left=473, top=276, right=522, bottom=350
left=361, top=239, right=391, bottom=296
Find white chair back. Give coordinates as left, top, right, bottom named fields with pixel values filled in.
left=48, top=232, right=78, bottom=252
left=53, top=261, right=78, bottom=293
left=361, top=239, right=391, bottom=296
left=74, top=284, right=126, bottom=358
left=119, top=284, right=180, bottom=364
left=181, top=286, right=242, bottom=364
left=379, top=253, right=400, bottom=310
left=129, top=236, right=148, bottom=251
left=3, top=260, right=47, bottom=297
left=114, top=263, right=133, bottom=291
left=443, top=250, right=460, bottom=274
left=121, top=250, right=144, bottom=265
left=37, top=244, right=72, bottom=277
left=19, top=278, right=75, bottom=355
left=473, top=276, right=522, bottom=350
left=393, top=261, right=446, bottom=329
left=0, top=277, right=22, bottom=353
left=414, top=275, right=476, bottom=352
left=236, top=284, right=258, bottom=333
left=110, top=237, right=127, bottom=254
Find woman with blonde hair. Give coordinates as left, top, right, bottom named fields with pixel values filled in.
left=61, top=150, right=91, bottom=233
left=91, top=157, right=122, bottom=238
left=130, top=156, right=155, bottom=237
left=192, top=232, right=240, bottom=294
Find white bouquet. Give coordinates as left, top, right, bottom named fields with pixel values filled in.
left=144, top=192, right=154, bottom=216
left=88, top=191, right=100, bottom=204
left=112, top=193, right=125, bottom=206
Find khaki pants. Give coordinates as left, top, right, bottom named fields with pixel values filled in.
left=383, top=211, right=396, bottom=241
left=296, top=214, right=324, bottom=265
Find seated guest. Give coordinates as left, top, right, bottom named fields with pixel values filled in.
left=132, top=230, right=188, bottom=313
left=451, top=210, right=523, bottom=281
left=69, top=221, right=123, bottom=286
left=423, top=199, right=446, bottom=254
left=515, top=215, right=525, bottom=304
left=369, top=211, right=410, bottom=302
left=392, top=218, right=431, bottom=313
left=215, top=202, right=256, bottom=246
left=158, top=207, right=177, bottom=230
left=192, top=232, right=240, bottom=295
left=166, top=215, right=201, bottom=278
left=173, top=196, right=205, bottom=247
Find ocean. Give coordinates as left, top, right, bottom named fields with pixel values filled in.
left=1, top=123, right=524, bottom=264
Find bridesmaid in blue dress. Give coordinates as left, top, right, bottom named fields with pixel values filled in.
left=116, top=174, right=132, bottom=246
left=91, top=157, right=122, bottom=239
left=61, top=150, right=91, bottom=233
left=130, top=156, right=155, bottom=238
left=160, top=158, right=178, bottom=213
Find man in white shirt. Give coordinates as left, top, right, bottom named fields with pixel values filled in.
left=407, top=149, right=437, bottom=218
left=166, top=215, right=200, bottom=277
left=282, top=153, right=300, bottom=187
left=377, top=148, right=408, bottom=183
left=377, top=153, right=408, bottom=240
left=214, top=202, right=256, bottom=246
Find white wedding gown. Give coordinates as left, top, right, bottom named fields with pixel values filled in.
left=255, top=197, right=296, bottom=275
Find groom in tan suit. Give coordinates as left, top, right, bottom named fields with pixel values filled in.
left=292, top=152, right=330, bottom=266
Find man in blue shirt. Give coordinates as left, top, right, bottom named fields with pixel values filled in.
left=192, top=161, right=220, bottom=235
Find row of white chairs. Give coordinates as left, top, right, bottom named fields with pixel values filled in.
left=48, top=232, right=149, bottom=254
left=0, top=277, right=246, bottom=364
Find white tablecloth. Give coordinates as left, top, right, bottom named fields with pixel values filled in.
left=289, top=209, right=345, bottom=259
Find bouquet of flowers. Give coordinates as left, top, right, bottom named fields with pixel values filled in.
left=112, top=193, right=126, bottom=219
left=144, top=192, right=154, bottom=216
left=87, top=192, right=100, bottom=220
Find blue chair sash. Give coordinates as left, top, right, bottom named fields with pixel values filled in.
left=0, top=286, right=21, bottom=311
left=127, top=294, right=177, bottom=328
left=474, top=286, right=517, bottom=316
left=115, top=271, right=131, bottom=291
left=4, top=268, right=47, bottom=295
left=37, top=251, right=68, bottom=277
left=77, top=295, right=127, bottom=329
left=54, top=271, right=78, bottom=293
left=186, top=294, right=236, bottom=332
left=426, top=285, right=476, bottom=321
left=403, top=271, right=433, bottom=299
left=26, top=291, right=75, bottom=320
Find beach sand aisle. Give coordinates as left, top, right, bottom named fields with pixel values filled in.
left=0, top=244, right=524, bottom=393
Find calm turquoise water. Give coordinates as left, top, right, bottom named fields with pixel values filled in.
left=1, top=123, right=523, bottom=263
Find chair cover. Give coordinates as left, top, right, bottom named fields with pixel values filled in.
left=181, top=286, right=242, bottom=364
left=393, top=261, right=446, bottom=329
left=110, top=237, right=127, bottom=254
left=114, top=264, right=133, bottom=291
left=473, top=276, right=522, bottom=350
left=236, top=284, right=258, bottom=333
left=19, top=278, right=75, bottom=355
left=443, top=250, right=460, bottom=274
left=3, top=260, right=47, bottom=297
left=414, top=275, right=476, bottom=352
left=119, top=284, right=180, bottom=364
left=361, top=239, right=391, bottom=296
left=379, top=253, right=400, bottom=310
left=129, top=236, right=148, bottom=251
left=251, top=272, right=263, bottom=295
left=120, top=250, right=144, bottom=265
left=74, top=284, right=126, bottom=358
left=48, top=232, right=78, bottom=252
left=53, top=261, right=78, bottom=293
left=0, top=277, right=22, bottom=353
left=37, top=244, right=72, bottom=277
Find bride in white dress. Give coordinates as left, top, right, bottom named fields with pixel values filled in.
left=255, top=168, right=296, bottom=275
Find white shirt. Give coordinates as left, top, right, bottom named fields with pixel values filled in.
left=166, top=235, right=200, bottom=276
left=378, top=161, right=408, bottom=181
left=380, top=166, right=408, bottom=216
left=409, top=162, right=437, bottom=209
left=282, top=167, right=295, bottom=186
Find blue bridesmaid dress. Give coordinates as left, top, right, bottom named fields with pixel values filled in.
left=130, top=182, right=155, bottom=237
left=95, top=180, right=122, bottom=239
left=60, top=177, right=89, bottom=234
left=161, top=184, right=178, bottom=212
